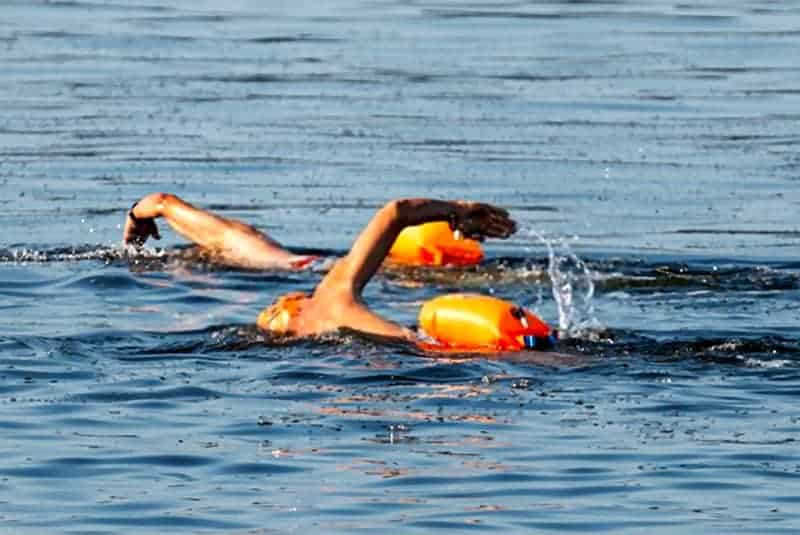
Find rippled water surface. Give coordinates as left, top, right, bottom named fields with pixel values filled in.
left=2, top=1, right=800, bottom=533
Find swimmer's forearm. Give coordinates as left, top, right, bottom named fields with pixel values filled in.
left=131, top=193, right=231, bottom=246
left=318, top=199, right=460, bottom=295
left=400, top=198, right=515, bottom=242
left=395, top=199, right=459, bottom=228
left=348, top=199, right=456, bottom=262
left=127, top=193, right=301, bottom=268
left=128, top=193, right=211, bottom=243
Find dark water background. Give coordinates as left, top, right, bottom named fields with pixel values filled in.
left=2, top=1, right=800, bottom=533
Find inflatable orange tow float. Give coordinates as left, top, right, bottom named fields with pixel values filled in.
left=388, top=222, right=484, bottom=266
left=419, top=293, right=557, bottom=351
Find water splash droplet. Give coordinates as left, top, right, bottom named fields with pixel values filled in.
left=526, top=229, right=600, bottom=339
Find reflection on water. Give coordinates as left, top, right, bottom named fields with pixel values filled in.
left=2, top=0, right=800, bottom=533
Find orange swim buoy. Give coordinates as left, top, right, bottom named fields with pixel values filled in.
left=419, top=293, right=556, bottom=351
left=388, top=222, right=484, bottom=266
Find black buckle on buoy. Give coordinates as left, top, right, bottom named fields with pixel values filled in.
left=511, top=306, right=529, bottom=328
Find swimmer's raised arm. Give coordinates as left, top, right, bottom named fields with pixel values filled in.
left=256, top=198, right=516, bottom=341
left=123, top=193, right=314, bottom=270
left=317, top=199, right=516, bottom=298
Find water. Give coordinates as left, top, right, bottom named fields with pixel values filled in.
left=2, top=0, right=800, bottom=533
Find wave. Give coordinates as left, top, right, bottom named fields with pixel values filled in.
left=3, top=243, right=798, bottom=293
left=8, top=320, right=796, bottom=371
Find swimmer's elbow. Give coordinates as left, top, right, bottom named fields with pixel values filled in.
left=366, top=199, right=409, bottom=231
left=381, top=199, right=403, bottom=222
left=154, top=193, right=181, bottom=208
left=392, top=198, right=429, bottom=226
left=138, top=192, right=180, bottom=211
left=150, top=193, right=190, bottom=218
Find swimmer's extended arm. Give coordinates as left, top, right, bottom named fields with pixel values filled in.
left=318, top=199, right=516, bottom=297
left=123, top=193, right=313, bottom=269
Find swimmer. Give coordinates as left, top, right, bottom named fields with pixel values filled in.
left=123, top=193, right=317, bottom=270
left=125, top=194, right=556, bottom=353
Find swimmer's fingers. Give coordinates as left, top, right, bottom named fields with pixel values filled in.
left=146, top=219, right=161, bottom=241
left=289, top=255, right=319, bottom=270
left=482, top=208, right=516, bottom=238
left=464, top=225, right=513, bottom=241
left=482, top=219, right=516, bottom=239
left=452, top=203, right=488, bottom=239
left=455, top=202, right=516, bottom=240
left=123, top=212, right=161, bottom=247
left=122, top=214, right=137, bottom=244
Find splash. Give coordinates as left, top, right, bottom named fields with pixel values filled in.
left=527, top=230, right=600, bottom=339
left=0, top=244, right=171, bottom=266
left=0, top=245, right=122, bottom=264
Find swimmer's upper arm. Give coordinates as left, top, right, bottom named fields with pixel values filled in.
left=315, top=197, right=515, bottom=300
left=326, top=200, right=404, bottom=296
left=316, top=199, right=457, bottom=298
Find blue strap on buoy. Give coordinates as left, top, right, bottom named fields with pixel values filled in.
left=548, top=333, right=558, bottom=346
left=523, top=333, right=558, bottom=350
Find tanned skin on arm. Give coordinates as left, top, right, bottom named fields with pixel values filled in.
left=273, top=198, right=517, bottom=340
left=123, top=193, right=314, bottom=270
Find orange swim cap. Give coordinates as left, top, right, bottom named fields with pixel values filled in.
left=257, top=292, right=309, bottom=334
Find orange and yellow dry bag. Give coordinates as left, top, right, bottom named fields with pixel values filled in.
left=419, top=293, right=556, bottom=351
left=388, top=222, right=483, bottom=266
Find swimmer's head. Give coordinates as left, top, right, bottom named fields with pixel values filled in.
left=257, top=292, right=309, bottom=334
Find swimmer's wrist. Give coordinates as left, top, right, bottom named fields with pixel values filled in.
left=128, top=201, right=139, bottom=222
left=447, top=207, right=459, bottom=231
left=448, top=203, right=468, bottom=233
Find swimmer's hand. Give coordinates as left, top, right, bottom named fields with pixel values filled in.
left=123, top=207, right=161, bottom=247
left=450, top=202, right=516, bottom=241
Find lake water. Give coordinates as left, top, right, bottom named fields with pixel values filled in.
left=2, top=1, right=799, bottom=533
